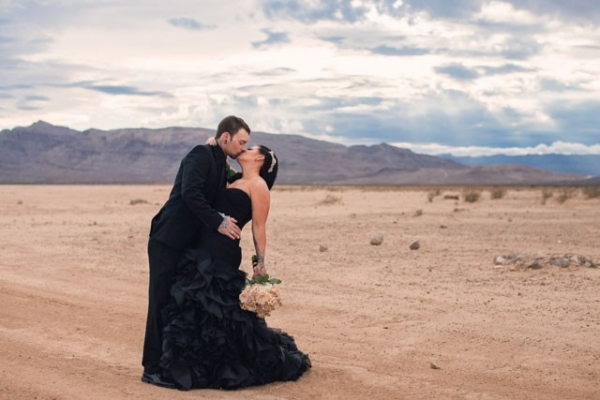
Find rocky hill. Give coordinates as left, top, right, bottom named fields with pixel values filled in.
left=0, top=121, right=589, bottom=185
left=444, top=154, right=600, bottom=178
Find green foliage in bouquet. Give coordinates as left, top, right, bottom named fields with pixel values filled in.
left=246, top=274, right=282, bottom=285
left=247, top=254, right=282, bottom=285
left=226, top=163, right=240, bottom=182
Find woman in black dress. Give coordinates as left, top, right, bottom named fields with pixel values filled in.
left=159, top=145, right=311, bottom=390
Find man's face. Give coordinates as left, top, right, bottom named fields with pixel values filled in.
left=224, top=128, right=249, bottom=159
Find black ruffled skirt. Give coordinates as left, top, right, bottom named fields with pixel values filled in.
left=159, top=244, right=311, bottom=390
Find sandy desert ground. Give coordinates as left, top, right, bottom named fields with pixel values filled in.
left=1, top=185, right=599, bottom=400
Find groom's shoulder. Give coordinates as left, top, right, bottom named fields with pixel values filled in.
left=186, top=144, right=213, bottom=158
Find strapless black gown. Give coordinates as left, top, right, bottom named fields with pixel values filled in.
left=159, top=188, right=311, bottom=390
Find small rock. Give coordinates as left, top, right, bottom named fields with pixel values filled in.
left=494, top=255, right=509, bottom=265
left=527, top=259, right=544, bottom=270
left=409, top=241, right=420, bottom=250
left=319, top=244, right=328, bottom=252
left=370, top=235, right=384, bottom=246
left=567, top=253, right=598, bottom=268
left=130, top=198, right=148, bottom=205
left=550, top=257, right=570, bottom=268
left=430, top=362, right=441, bottom=370
left=493, top=253, right=522, bottom=266
left=440, top=225, right=447, bottom=229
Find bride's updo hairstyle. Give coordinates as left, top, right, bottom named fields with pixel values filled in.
left=257, top=145, right=278, bottom=190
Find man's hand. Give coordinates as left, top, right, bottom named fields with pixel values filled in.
left=218, top=216, right=241, bottom=240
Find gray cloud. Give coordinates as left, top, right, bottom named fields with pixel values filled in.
left=402, top=0, right=482, bottom=19
left=499, top=37, right=542, bottom=60
left=0, top=34, right=53, bottom=58
left=84, top=85, right=171, bottom=97
left=168, top=17, right=215, bottom=31
left=0, top=82, right=34, bottom=90
left=261, top=0, right=370, bottom=23
left=319, top=35, right=345, bottom=45
left=436, top=64, right=479, bottom=80
left=548, top=101, right=600, bottom=144
left=504, top=0, right=600, bottom=23
left=252, top=29, right=290, bottom=48
left=254, top=67, right=295, bottom=76
left=396, top=0, right=599, bottom=23
left=259, top=0, right=600, bottom=30
left=480, top=64, right=532, bottom=75
left=260, top=0, right=484, bottom=22
left=540, top=79, right=579, bottom=92
left=24, top=95, right=49, bottom=101
left=370, top=45, right=430, bottom=56
left=17, top=104, right=41, bottom=111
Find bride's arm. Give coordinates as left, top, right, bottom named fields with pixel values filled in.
left=249, top=180, right=270, bottom=278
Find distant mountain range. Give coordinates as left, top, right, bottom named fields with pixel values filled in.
left=0, top=121, right=597, bottom=186
left=441, top=154, right=600, bottom=178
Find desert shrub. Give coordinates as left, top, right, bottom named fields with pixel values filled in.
left=490, top=187, right=507, bottom=199
left=556, top=187, right=577, bottom=204
left=427, top=189, right=441, bottom=202
left=541, top=189, right=553, bottom=205
left=130, top=198, right=149, bottom=205
left=444, top=194, right=460, bottom=200
left=463, top=189, right=481, bottom=203
left=582, top=186, right=600, bottom=199
left=318, top=194, right=342, bottom=205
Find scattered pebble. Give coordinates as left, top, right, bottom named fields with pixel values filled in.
left=370, top=235, right=384, bottom=246
left=319, top=244, right=328, bottom=252
left=130, top=199, right=148, bottom=205
left=410, top=241, right=420, bottom=250
left=526, top=259, right=544, bottom=270
left=430, top=362, right=441, bottom=370
left=493, top=252, right=597, bottom=270
left=566, top=253, right=597, bottom=268
left=550, top=257, right=570, bottom=268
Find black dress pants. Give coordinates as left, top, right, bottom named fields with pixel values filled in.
left=141, top=236, right=182, bottom=373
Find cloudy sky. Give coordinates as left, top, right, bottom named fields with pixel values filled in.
left=1, top=0, right=599, bottom=156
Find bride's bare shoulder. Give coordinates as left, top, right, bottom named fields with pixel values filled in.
left=248, top=177, right=269, bottom=200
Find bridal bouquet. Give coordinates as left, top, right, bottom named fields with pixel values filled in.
left=239, top=274, right=283, bottom=318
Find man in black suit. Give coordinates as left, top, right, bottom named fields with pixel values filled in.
left=141, top=115, right=250, bottom=388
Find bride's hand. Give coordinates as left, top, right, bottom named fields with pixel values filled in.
left=252, top=263, right=267, bottom=279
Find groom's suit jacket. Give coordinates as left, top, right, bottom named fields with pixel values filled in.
left=149, top=144, right=227, bottom=252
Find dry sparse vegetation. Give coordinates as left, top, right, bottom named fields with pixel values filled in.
left=556, top=187, right=578, bottom=204
left=463, top=189, right=481, bottom=203
left=129, top=198, right=149, bottom=205
left=541, top=189, right=553, bottom=205
left=490, top=187, right=507, bottom=199
left=318, top=194, right=342, bottom=205
left=427, top=189, right=442, bottom=202
left=582, top=186, right=600, bottom=199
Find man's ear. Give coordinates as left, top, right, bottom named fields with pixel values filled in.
left=222, top=132, right=231, bottom=143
